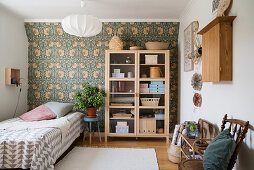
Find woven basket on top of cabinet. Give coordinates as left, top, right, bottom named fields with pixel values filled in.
left=109, top=31, right=123, bottom=50
left=141, top=98, right=160, bottom=106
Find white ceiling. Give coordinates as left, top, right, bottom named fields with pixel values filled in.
left=0, top=0, right=189, bottom=21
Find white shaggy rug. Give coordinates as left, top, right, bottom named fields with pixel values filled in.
left=55, top=147, right=159, bottom=170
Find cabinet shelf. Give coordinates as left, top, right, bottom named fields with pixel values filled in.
left=140, top=64, right=165, bottom=66
left=109, top=106, right=135, bottom=109
left=139, top=78, right=165, bottom=81
left=110, top=117, right=134, bottom=120
left=108, top=133, right=136, bottom=137
left=139, top=106, right=165, bottom=109
left=140, top=93, right=165, bottom=95
left=138, top=134, right=167, bottom=137
left=110, top=92, right=135, bottom=95
left=109, top=78, right=135, bottom=81
left=110, top=64, right=135, bottom=66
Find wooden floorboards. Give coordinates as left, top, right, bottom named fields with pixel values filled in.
left=74, top=136, right=178, bottom=170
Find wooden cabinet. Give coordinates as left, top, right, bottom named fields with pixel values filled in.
left=105, top=50, right=170, bottom=143
left=198, top=16, right=236, bottom=82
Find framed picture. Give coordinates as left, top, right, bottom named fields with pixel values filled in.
left=184, top=23, right=194, bottom=72
left=212, top=0, right=220, bottom=16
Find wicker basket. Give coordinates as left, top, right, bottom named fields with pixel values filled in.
left=168, top=143, right=181, bottom=164
left=145, top=42, right=169, bottom=50
left=109, top=31, right=123, bottom=50
left=141, top=98, right=160, bottom=106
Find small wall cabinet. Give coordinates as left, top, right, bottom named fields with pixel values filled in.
left=5, top=68, right=20, bottom=86
left=198, top=16, right=236, bottom=82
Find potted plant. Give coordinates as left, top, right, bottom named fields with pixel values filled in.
left=74, top=82, right=106, bottom=118
left=185, top=122, right=198, bottom=139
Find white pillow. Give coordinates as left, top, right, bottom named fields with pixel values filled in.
left=44, top=102, right=73, bottom=118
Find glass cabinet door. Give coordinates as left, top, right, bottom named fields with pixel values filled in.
left=107, top=52, right=137, bottom=135
left=138, top=51, right=168, bottom=135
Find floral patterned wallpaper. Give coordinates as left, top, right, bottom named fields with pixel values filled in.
left=25, top=22, right=179, bottom=132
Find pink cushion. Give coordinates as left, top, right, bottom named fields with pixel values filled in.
left=19, top=105, right=56, bottom=121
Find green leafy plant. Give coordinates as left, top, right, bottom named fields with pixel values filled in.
left=73, top=82, right=106, bottom=110
left=186, top=122, right=198, bottom=133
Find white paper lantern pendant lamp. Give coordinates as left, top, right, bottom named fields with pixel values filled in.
left=62, top=1, right=102, bottom=37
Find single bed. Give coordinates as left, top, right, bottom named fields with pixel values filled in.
left=0, top=112, right=84, bottom=170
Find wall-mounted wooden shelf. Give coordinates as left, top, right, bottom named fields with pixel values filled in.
left=5, top=68, right=20, bottom=86
left=198, top=16, right=236, bottom=82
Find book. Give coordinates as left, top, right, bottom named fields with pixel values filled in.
left=113, top=114, right=132, bottom=118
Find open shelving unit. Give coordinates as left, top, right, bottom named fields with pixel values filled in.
left=105, top=50, right=170, bottom=143
left=5, top=68, right=20, bottom=86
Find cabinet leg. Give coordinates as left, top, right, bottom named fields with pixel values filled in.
left=166, top=137, right=169, bottom=144
left=105, top=135, right=107, bottom=143
left=92, top=130, right=95, bottom=141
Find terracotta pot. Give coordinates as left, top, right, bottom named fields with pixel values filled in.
left=87, top=107, right=97, bottom=118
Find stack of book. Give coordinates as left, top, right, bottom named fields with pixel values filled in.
left=112, top=113, right=132, bottom=119
left=140, top=83, right=149, bottom=93
left=149, top=81, right=165, bottom=93
left=116, top=122, right=129, bottom=133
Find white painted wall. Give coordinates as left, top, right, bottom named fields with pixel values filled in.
left=179, top=0, right=254, bottom=169
left=0, top=6, right=28, bottom=121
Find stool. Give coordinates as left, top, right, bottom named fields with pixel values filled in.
left=83, top=117, right=102, bottom=144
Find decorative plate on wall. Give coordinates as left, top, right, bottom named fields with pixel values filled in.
left=191, top=73, right=202, bottom=91
left=193, top=93, right=202, bottom=107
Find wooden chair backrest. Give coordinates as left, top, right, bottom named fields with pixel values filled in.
left=221, top=114, right=249, bottom=170
left=198, top=118, right=218, bottom=139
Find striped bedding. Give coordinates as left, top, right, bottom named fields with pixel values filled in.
left=0, top=112, right=84, bottom=170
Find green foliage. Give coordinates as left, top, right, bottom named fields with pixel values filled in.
left=186, top=122, right=198, bottom=133
left=73, top=82, right=106, bottom=111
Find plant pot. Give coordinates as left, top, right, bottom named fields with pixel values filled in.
left=187, top=134, right=196, bottom=139
left=87, top=107, right=97, bottom=118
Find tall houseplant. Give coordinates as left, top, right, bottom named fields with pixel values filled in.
left=74, top=82, right=106, bottom=118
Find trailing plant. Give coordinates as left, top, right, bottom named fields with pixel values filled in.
left=186, top=122, right=198, bottom=133
left=73, top=82, right=106, bottom=110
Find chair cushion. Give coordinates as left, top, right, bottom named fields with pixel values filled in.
left=179, top=159, right=204, bottom=170
left=203, top=129, right=236, bottom=170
